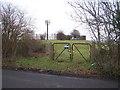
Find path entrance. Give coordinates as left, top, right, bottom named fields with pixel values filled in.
left=51, top=42, right=91, bottom=62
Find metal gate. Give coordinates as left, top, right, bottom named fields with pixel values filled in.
left=52, top=42, right=91, bottom=62
left=71, top=43, right=92, bottom=62
left=52, top=42, right=72, bottom=61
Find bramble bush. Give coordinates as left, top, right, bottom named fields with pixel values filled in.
left=16, top=39, right=46, bottom=57
left=91, top=42, right=119, bottom=79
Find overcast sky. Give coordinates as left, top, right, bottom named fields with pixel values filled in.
left=0, top=0, right=91, bottom=40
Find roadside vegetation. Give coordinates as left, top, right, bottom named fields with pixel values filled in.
left=2, top=40, right=119, bottom=79
left=1, top=1, right=119, bottom=80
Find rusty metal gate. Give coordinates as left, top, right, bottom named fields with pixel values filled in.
left=52, top=42, right=72, bottom=61
left=71, top=43, right=92, bottom=62
left=52, top=42, right=91, bottom=62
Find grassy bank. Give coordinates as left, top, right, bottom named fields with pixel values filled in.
left=2, top=55, right=98, bottom=78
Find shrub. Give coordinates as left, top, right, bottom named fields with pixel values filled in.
left=16, top=39, right=46, bottom=57
left=56, top=31, right=66, bottom=40
left=91, top=42, right=119, bottom=79
left=30, top=40, right=46, bottom=53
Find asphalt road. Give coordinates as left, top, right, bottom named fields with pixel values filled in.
left=2, top=69, right=118, bottom=88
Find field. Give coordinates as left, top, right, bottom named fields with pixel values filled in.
left=3, top=40, right=97, bottom=76
left=44, top=40, right=91, bottom=62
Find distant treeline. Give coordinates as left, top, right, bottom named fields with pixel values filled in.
left=35, top=30, right=86, bottom=40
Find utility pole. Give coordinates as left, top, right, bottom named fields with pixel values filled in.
left=45, top=20, right=50, bottom=40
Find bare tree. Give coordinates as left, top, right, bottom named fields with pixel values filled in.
left=100, top=1, right=120, bottom=43
left=68, top=0, right=120, bottom=43
left=40, top=34, right=46, bottom=40
left=57, top=31, right=66, bottom=40
left=0, top=3, right=34, bottom=60
left=71, top=29, right=80, bottom=39
left=68, top=0, right=119, bottom=63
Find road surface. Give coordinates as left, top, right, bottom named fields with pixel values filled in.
left=2, top=69, right=118, bottom=88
